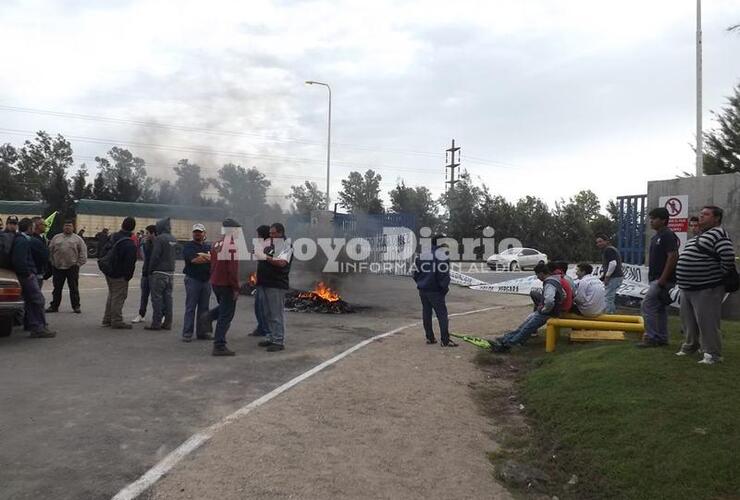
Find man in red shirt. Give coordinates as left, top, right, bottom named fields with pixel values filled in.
left=202, top=218, right=241, bottom=356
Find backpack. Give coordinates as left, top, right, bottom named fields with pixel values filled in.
left=0, top=232, right=17, bottom=270
left=98, top=237, right=126, bottom=277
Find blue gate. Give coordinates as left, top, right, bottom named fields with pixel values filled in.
left=617, top=194, right=647, bottom=265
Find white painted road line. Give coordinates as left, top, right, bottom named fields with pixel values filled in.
left=111, top=305, right=504, bottom=500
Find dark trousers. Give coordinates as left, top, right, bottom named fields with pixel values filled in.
left=150, top=273, right=173, bottom=327
left=419, top=290, right=449, bottom=343
left=183, top=276, right=211, bottom=338
left=20, top=274, right=46, bottom=331
left=139, top=275, right=151, bottom=317
left=209, top=286, right=236, bottom=347
left=50, top=266, right=80, bottom=310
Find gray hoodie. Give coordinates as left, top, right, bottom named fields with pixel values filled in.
left=149, top=218, right=177, bottom=273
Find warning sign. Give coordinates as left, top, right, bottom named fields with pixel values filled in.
left=659, top=195, right=689, bottom=251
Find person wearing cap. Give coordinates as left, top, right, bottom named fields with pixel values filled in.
left=181, top=223, right=213, bottom=342
left=203, top=218, right=241, bottom=356
left=145, top=218, right=177, bottom=331
left=4, top=215, right=19, bottom=233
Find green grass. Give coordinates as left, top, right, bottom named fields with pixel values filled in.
left=520, top=317, right=740, bottom=500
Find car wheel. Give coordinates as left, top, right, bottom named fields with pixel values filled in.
left=509, top=261, right=519, bottom=271
left=538, top=260, right=544, bottom=266
left=87, top=243, right=98, bottom=258
left=0, top=317, right=12, bottom=337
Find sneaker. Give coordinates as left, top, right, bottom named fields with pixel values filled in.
left=101, top=322, right=111, bottom=327
left=196, top=334, right=214, bottom=341
left=112, top=323, right=133, bottom=330
left=212, top=346, right=236, bottom=356
left=266, top=344, right=285, bottom=352
left=131, top=315, right=144, bottom=324
left=258, top=340, right=275, bottom=347
left=248, top=328, right=266, bottom=337
left=441, top=340, right=459, bottom=347
left=182, top=336, right=193, bottom=343
left=144, top=325, right=161, bottom=331
left=45, top=306, right=58, bottom=313
left=73, top=307, right=81, bottom=314
left=675, top=349, right=697, bottom=357
left=426, top=338, right=437, bottom=344
left=161, top=323, right=172, bottom=331
left=698, top=353, right=722, bottom=365
left=29, top=328, right=56, bottom=338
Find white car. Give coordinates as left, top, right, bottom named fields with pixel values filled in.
left=486, top=247, right=548, bottom=271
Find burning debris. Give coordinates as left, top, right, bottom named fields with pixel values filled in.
left=285, top=282, right=355, bottom=314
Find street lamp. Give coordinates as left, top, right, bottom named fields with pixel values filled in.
left=305, top=80, right=332, bottom=207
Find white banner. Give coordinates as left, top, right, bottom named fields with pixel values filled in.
left=460, top=264, right=680, bottom=307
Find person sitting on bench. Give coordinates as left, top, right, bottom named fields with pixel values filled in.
left=572, top=263, right=606, bottom=317
left=492, top=262, right=572, bottom=352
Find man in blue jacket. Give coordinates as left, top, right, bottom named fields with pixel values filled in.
left=413, top=235, right=456, bottom=347
left=102, top=217, right=138, bottom=329
left=181, top=223, right=212, bottom=342
left=11, top=218, right=55, bottom=338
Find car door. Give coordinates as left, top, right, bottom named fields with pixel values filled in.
left=520, top=249, right=536, bottom=268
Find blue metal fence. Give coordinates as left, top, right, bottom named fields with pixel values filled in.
left=617, top=195, right=647, bottom=265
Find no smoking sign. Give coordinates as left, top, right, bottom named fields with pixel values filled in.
left=664, top=197, right=683, bottom=217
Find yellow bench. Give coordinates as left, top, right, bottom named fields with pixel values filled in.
left=545, top=313, right=645, bottom=352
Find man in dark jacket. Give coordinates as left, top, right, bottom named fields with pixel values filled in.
left=28, top=217, right=50, bottom=289
left=102, top=217, right=137, bottom=329
left=256, top=223, right=292, bottom=352
left=146, top=218, right=177, bottom=330
left=413, top=235, right=455, bottom=346
left=11, top=218, right=55, bottom=338
left=181, top=223, right=212, bottom=341
left=132, top=225, right=156, bottom=323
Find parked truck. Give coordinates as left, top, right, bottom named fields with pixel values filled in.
left=75, top=199, right=228, bottom=258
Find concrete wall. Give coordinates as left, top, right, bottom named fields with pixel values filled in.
left=647, top=173, right=740, bottom=319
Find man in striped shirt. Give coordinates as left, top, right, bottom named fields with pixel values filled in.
left=675, top=205, right=736, bottom=364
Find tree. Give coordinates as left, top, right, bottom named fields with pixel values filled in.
left=439, top=170, right=482, bottom=242
left=174, top=159, right=210, bottom=206
left=0, top=144, right=25, bottom=200
left=70, top=165, right=93, bottom=201
left=16, top=131, right=74, bottom=202
left=288, top=181, right=326, bottom=216
left=94, top=147, right=151, bottom=202
left=92, top=171, right=113, bottom=200
left=156, top=180, right=178, bottom=205
left=388, top=181, right=439, bottom=229
left=212, top=163, right=271, bottom=219
left=338, top=169, right=384, bottom=214
left=42, top=166, right=72, bottom=216
left=702, top=84, right=740, bottom=174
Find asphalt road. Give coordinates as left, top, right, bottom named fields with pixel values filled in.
left=0, top=263, right=525, bottom=500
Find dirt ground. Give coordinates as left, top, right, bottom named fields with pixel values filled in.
left=148, top=304, right=528, bottom=500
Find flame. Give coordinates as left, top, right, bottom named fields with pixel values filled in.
left=248, top=272, right=257, bottom=286
left=299, top=281, right=341, bottom=302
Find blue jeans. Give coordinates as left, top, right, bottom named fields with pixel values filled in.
left=209, top=286, right=236, bottom=347
left=138, top=275, right=150, bottom=317
left=20, top=274, right=46, bottom=331
left=255, top=286, right=271, bottom=336
left=419, top=290, right=449, bottom=343
left=183, top=276, right=212, bottom=338
left=498, top=312, right=550, bottom=346
left=641, top=280, right=670, bottom=343
left=263, top=287, right=286, bottom=346
left=604, top=277, right=623, bottom=314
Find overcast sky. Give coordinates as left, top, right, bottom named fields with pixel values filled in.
left=1, top=0, right=738, bottom=209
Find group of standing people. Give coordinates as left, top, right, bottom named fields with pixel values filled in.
left=96, top=216, right=293, bottom=356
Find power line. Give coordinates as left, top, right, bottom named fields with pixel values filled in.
left=0, top=104, right=520, bottom=168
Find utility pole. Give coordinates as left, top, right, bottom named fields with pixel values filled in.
left=696, top=0, right=703, bottom=176
left=445, top=139, right=460, bottom=191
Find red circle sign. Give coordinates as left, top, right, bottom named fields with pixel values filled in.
left=664, top=197, right=682, bottom=217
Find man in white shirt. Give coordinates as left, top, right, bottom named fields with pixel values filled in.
left=572, top=263, right=606, bottom=317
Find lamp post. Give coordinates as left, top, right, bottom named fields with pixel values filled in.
left=696, top=0, right=703, bottom=176
left=305, top=80, right=332, bottom=207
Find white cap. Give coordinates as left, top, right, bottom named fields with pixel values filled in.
left=192, top=223, right=206, bottom=232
